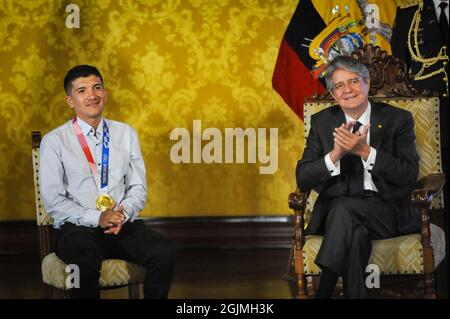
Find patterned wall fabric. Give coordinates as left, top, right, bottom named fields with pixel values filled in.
left=0, top=0, right=304, bottom=220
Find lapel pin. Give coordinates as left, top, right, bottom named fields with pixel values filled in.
left=377, top=124, right=382, bottom=128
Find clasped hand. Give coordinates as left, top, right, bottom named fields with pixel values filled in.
left=99, top=203, right=125, bottom=235
left=330, top=121, right=371, bottom=163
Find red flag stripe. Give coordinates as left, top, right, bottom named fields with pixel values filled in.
left=272, top=39, right=326, bottom=120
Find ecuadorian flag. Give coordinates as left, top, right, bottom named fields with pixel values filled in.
left=272, top=0, right=397, bottom=119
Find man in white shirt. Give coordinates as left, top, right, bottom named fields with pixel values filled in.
left=40, top=65, right=174, bottom=298
left=296, top=56, right=420, bottom=298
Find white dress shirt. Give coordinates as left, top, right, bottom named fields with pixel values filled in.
left=324, top=102, right=379, bottom=192
left=39, top=117, right=147, bottom=228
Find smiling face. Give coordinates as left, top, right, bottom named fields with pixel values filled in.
left=66, top=75, right=107, bottom=125
left=330, top=68, right=370, bottom=118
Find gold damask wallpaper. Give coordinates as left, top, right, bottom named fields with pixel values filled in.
left=0, top=0, right=303, bottom=220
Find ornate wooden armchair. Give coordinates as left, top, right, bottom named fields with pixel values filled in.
left=31, top=131, right=146, bottom=298
left=287, top=44, right=446, bottom=299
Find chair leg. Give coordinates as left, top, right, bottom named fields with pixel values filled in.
left=309, top=276, right=319, bottom=298
left=128, top=284, right=140, bottom=299
left=423, top=273, right=437, bottom=298
left=294, top=248, right=308, bottom=299
left=42, top=284, right=53, bottom=299
left=61, top=289, right=71, bottom=299
left=296, top=273, right=308, bottom=299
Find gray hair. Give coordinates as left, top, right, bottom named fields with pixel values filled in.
left=324, top=56, right=370, bottom=92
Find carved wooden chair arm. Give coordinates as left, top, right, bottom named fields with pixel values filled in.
left=410, top=173, right=445, bottom=282
left=288, top=189, right=310, bottom=211
left=411, top=173, right=446, bottom=208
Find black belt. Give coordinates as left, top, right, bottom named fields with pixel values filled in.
left=362, top=190, right=380, bottom=198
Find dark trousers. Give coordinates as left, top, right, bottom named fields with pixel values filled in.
left=55, top=219, right=175, bottom=299
left=315, top=196, right=397, bottom=298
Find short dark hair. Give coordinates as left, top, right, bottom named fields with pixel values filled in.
left=324, top=56, right=369, bottom=92
left=63, top=65, right=104, bottom=95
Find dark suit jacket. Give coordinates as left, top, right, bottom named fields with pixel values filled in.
left=296, top=101, right=420, bottom=236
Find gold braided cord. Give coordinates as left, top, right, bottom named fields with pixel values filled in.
left=397, top=0, right=421, bottom=9
left=407, top=2, right=449, bottom=93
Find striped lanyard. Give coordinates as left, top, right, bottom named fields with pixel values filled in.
left=72, top=117, right=110, bottom=193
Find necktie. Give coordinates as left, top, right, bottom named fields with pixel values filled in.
left=439, top=2, right=449, bottom=41
left=344, top=121, right=364, bottom=197
left=352, top=121, right=363, bottom=134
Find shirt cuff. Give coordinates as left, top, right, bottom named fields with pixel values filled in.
left=122, top=209, right=131, bottom=223
left=325, top=153, right=340, bottom=176
left=362, top=147, right=377, bottom=170
left=82, top=209, right=102, bottom=228
left=119, top=201, right=134, bottom=223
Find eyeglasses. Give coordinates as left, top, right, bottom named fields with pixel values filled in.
left=331, top=77, right=365, bottom=93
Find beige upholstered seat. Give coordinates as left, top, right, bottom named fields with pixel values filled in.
left=303, top=223, right=445, bottom=275
left=32, top=131, right=146, bottom=298
left=41, top=253, right=145, bottom=289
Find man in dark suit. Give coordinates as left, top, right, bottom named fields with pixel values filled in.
left=296, top=56, right=420, bottom=298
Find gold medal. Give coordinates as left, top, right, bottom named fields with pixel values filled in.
left=96, top=193, right=115, bottom=212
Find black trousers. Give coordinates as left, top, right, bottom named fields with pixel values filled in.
left=315, top=196, right=397, bottom=298
left=55, top=219, right=175, bottom=299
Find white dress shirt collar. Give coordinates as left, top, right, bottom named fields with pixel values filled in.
left=344, top=101, right=371, bottom=132
left=76, top=116, right=104, bottom=138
